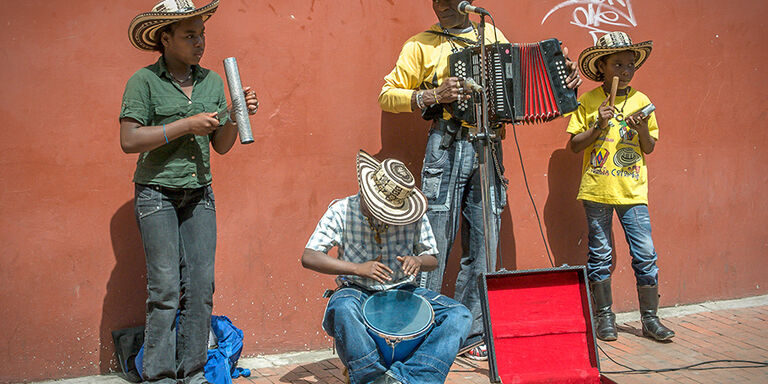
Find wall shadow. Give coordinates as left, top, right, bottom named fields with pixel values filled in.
left=99, top=200, right=147, bottom=373
left=497, top=206, right=518, bottom=271
left=441, top=206, right=517, bottom=297
left=371, top=111, right=429, bottom=172
left=543, top=147, right=590, bottom=268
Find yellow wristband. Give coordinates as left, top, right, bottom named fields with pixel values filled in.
left=432, top=89, right=440, bottom=104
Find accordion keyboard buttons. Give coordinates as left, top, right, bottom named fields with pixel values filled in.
left=453, top=61, right=470, bottom=112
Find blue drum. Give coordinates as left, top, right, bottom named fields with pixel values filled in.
left=362, top=289, right=435, bottom=367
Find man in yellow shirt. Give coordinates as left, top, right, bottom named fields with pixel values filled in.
left=567, top=31, right=674, bottom=343
left=379, top=0, right=581, bottom=360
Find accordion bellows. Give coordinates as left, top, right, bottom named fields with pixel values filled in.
left=449, top=39, right=579, bottom=125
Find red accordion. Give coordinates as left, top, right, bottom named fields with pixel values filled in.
left=449, top=38, right=578, bottom=125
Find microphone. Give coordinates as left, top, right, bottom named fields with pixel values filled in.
left=457, top=1, right=490, bottom=16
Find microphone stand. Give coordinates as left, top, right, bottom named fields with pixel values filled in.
left=469, top=14, right=498, bottom=275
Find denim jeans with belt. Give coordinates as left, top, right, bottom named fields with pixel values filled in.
left=583, top=200, right=659, bottom=286
left=323, top=285, right=471, bottom=384
left=134, top=184, right=217, bottom=384
left=418, top=120, right=506, bottom=347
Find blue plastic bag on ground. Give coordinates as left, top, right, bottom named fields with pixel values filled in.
left=205, top=315, right=251, bottom=383
left=135, top=315, right=250, bottom=384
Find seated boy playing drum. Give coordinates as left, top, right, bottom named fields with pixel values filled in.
left=301, top=150, right=472, bottom=384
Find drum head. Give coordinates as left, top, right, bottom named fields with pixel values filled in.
left=362, top=290, right=434, bottom=337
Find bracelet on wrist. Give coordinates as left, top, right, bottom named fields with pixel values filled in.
left=432, top=89, right=440, bottom=104
left=415, top=91, right=426, bottom=110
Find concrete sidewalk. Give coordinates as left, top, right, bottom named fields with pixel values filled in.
left=35, top=295, right=768, bottom=384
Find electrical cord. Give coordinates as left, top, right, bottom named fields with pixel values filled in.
left=484, top=14, right=508, bottom=270
left=484, top=15, right=554, bottom=268
left=511, top=122, right=555, bottom=268
left=597, top=343, right=768, bottom=374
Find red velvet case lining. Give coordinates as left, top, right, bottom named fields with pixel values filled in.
left=485, top=270, right=602, bottom=384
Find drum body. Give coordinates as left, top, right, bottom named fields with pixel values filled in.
left=362, top=289, right=435, bottom=367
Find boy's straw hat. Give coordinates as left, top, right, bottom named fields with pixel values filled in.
left=356, top=150, right=427, bottom=226
left=578, top=31, right=653, bottom=82
left=128, top=0, right=220, bottom=51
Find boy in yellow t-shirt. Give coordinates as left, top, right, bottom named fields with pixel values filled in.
left=567, top=32, right=674, bottom=343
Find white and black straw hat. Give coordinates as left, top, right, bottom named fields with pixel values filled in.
left=356, top=150, right=427, bottom=226
left=128, top=0, right=220, bottom=51
left=578, top=31, right=653, bottom=82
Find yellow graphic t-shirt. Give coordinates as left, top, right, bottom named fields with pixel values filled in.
left=566, top=87, right=659, bottom=205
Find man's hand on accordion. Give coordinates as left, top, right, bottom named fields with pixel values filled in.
left=434, top=77, right=472, bottom=104
left=562, top=46, right=583, bottom=90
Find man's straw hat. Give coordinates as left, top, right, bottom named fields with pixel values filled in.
left=357, top=150, right=427, bottom=225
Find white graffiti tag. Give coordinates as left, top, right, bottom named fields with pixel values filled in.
left=542, top=0, right=637, bottom=43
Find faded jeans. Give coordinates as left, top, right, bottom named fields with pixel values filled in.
left=323, top=285, right=471, bottom=384
left=419, top=121, right=506, bottom=347
left=583, top=200, right=659, bottom=286
left=135, top=184, right=217, bottom=384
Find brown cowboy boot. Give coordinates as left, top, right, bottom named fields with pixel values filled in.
left=637, top=285, right=675, bottom=341
left=589, top=278, right=618, bottom=341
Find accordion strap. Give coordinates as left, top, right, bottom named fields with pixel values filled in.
left=425, top=30, right=478, bottom=46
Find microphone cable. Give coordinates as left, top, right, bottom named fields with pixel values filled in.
left=510, top=121, right=555, bottom=268
left=597, top=342, right=768, bottom=374
left=486, top=13, right=556, bottom=268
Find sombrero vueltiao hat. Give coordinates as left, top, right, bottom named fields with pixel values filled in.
left=128, top=0, right=220, bottom=51
left=578, top=31, right=653, bottom=82
left=357, top=150, right=427, bottom=226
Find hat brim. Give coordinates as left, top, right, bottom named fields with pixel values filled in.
left=578, top=41, right=653, bottom=82
left=128, top=0, right=220, bottom=51
left=357, top=151, right=427, bottom=226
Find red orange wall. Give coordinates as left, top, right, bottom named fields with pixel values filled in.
left=1, top=0, right=766, bottom=382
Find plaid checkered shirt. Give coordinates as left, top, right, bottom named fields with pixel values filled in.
left=305, top=194, right=438, bottom=291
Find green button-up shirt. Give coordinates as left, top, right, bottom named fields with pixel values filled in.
left=120, top=56, right=228, bottom=189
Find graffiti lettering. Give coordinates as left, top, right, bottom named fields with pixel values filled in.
left=542, top=0, right=637, bottom=43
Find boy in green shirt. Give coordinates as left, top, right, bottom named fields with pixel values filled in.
left=119, top=1, right=259, bottom=383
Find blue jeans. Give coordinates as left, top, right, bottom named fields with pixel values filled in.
left=323, top=285, right=471, bottom=384
left=583, top=200, right=659, bottom=286
left=419, top=122, right=506, bottom=346
left=134, top=184, right=217, bottom=384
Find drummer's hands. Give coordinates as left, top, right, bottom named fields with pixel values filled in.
left=562, top=47, right=583, bottom=90
left=396, top=256, right=422, bottom=276
left=354, top=255, right=393, bottom=283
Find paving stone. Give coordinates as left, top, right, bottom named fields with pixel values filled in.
left=29, top=301, right=768, bottom=384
